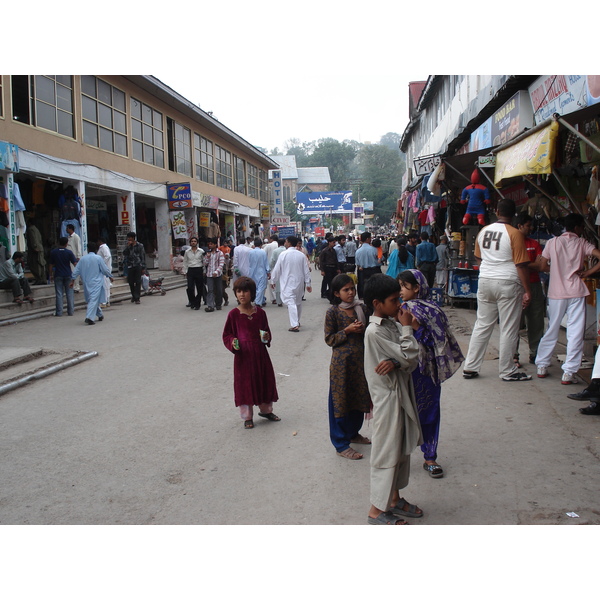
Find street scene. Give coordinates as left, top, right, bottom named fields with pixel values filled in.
left=1, top=268, right=598, bottom=526
left=1, top=68, right=599, bottom=596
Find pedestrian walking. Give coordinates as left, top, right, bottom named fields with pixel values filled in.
left=248, top=237, right=270, bottom=307
left=71, top=242, right=113, bottom=325
left=325, top=274, right=371, bottom=460
left=222, top=276, right=280, bottom=430
left=49, top=237, right=77, bottom=317
left=397, top=269, right=464, bottom=478
left=182, top=237, right=205, bottom=310
left=122, top=231, right=146, bottom=304
left=204, top=237, right=225, bottom=312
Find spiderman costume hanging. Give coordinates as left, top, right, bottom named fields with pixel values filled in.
left=461, top=169, right=490, bottom=226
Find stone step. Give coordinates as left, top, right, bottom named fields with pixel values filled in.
left=0, top=347, right=98, bottom=396
left=0, top=270, right=187, bottom=324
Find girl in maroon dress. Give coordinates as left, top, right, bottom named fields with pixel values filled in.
left=222, top=276, right=280, bottom=429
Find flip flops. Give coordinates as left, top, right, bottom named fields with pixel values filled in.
left=258, top=412, right=281, bottom=422
left=244, top=420, right=254, bottom=429
left=423, top=463, right=444, bottom=478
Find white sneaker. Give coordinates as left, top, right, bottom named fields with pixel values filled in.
left=561, top=372, right=578, bottom=385
left=537, top=366, right=548, bottom=378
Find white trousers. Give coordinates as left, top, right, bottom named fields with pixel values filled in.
left=287, top=301, right=303, bottom=328
left=463, top=278, right=524, bottom=379
left=535, top=297, right=586, bottom=375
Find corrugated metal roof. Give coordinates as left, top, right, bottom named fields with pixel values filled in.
left=269, top=155, right=298, bottom=179
left=297, top=167, right=331, bottom=184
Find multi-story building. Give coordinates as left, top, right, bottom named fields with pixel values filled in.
left=0, top=75, right=278, bottom=270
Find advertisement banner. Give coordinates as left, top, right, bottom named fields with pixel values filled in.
left=494, top=121, right=559, bottom=186
left=528, top=75, right=589, bottom=123
left=170, top=210, right=188, bottom=239
left=167, top=183, right=193, bottom=209
left=192, top=192, right=219, bottom=209
left=0, top=141, right=19, bottom=172
left=295, top=191, right=353, bottom=214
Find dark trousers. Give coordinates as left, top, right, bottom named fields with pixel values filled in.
left=357, top=266, right=381, bottom=299
left=186, top=267, right=205, bottom=308
left=418, top=262, right=436, bottom=289
left=127, top=265, right=143, bottom=301
left=0, top=277, right=32, bottom=299
left=321, top=266, right=337, bottom=300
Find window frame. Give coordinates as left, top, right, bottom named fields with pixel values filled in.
left=130, top=96, right=164, bottom=168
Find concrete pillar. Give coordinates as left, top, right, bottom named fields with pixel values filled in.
left=155, top=200, right=171, bottom=271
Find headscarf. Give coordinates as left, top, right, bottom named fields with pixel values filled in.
left=401, top=269, right=464, bottom=385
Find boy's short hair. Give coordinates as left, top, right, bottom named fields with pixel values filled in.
left=363, top=273, right=400, bottom=309
left=59, top=236, right=69, bottom=246
left=514, top=212, right=533, bottom=227
left=232, top=276, right=256, bottom=301
left=126, top=231, right=137, bottom=239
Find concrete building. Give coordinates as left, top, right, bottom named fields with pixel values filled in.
left=0, top=75, right=278, bottom=272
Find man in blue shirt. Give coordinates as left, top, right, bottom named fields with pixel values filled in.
left=415, top=231, right=438, bottom=288
left=355, top=232, right=381, bottom=299
left=50, top=237, right=78, bottom=316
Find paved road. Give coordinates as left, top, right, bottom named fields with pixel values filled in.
left=1, top=270, right=599, bottom=527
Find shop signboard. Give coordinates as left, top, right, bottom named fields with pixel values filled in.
left=192, top=192, right=219, bottom=209
left=269, top=169, right=283, bottom=215
left=362, top=201, right=373, bottom=211
left=494, top=121, right=559, bottom=186
left=169, top=210, right=188, bottom=239
left=277, top=226, right=295, bottom=237
left=478, top=155, right=496, bottom=168
left=0, top=141, right=19, bottom=172
left=491, top=91, right=533, bottom=148
left=413, top=154, right=441, bottom=177
left=167, top=182, right=193, bottom=209
left=295, top=191, right=353, bottom=214
left=470, top=117, right=493, bottom=152
left=261, top=204, right=270, bottom=220
left=271, top=216, right=290, bottom=226
left=199, top=211, right=211, bottom=228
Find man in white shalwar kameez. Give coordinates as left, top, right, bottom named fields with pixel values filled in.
left=71, top=242, right=113, bottom=325
left=248, top=238, right=270, bottom=306
left=232, top=238, right=252, bottom=283
left=270, top=236, right=312, bottom=332
left=97, top=237, right=112, bottom=307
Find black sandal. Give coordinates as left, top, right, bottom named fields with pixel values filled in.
left=244, top=420, right=254, bottom=429
left=258, top=413, right=281, bottom=421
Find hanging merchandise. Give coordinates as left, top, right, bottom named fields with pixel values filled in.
left=461, top=169, right=490, bottom=226
left=59, top=185, right=82, bottom=237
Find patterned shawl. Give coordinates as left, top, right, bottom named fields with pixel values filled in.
left=402, top=269, right=464, bottom=385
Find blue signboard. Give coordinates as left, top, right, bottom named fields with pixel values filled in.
left=167, top=182, right=193, bottom=209
left=296, top=191, right=353, bottom=214
left=276, top=226, right=296, bottom=237
left=0, top=141, right=19, bottom=172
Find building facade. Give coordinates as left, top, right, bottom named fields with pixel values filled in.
left=0, top=75, right=278, bottom=271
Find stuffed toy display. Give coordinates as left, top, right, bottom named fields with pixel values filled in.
left=461, top=169, right=490, bottom=225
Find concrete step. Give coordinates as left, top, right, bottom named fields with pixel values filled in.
left=0, top=270, right=187, bottom=324
left=0, top=347, right=98, bottom=396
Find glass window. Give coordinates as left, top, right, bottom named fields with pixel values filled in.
left=259, top=169, right=267, bottom=203
left=81, top=76, right=127, bottom=156
left=130, top=97, right=164, bottom=167
left=215, top=145, right=232, bottom=190
left=194, top=134, right=214, bottom=184
left=248, top=164, right=259, bottom=199
left=12, top=75, right=74, bottom=138
left=174, top=122, right=191, bottom=176
left=234, top=156, right=246, bottom=194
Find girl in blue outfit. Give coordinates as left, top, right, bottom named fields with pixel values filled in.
left=324, top=274, right=372, bottom=460
left=396, top=269, right=464, bottom=478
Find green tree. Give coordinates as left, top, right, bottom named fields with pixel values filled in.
left=305, top=138, right=358, bottom=189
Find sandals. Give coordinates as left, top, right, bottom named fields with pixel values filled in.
left=463, top=371, right=479, bottom=379
left=390, top=498, right=423, bottom=518
left=423, top=462, right=444, bottom=478
left=12, top=298, right=23, bottom=305
left=288, top=326, right=299, bottom=332
left=24, top=296, right=35, bottom=304
left=368, top=511, right=408, bottom=525
left=258, top=412, right=281, bottom=422
left=244, top=420, right=254, bottom=429
left=337, top=447, right=363, bottom=460
left=350, top=434, right=371, bottom=445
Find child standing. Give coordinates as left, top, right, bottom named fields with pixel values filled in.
left=222, top=276, right=280, bottom=429
left=363, top=273, right=423, bottom=525
left=325, top=274, right=372, bottom=460
left=397, top=270, right=464, bottom=478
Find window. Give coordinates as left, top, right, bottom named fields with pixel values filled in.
left=259, top=169, right=268, bottom=203
left=81, top=76, right=127, bottom=155
left=215, top=145, right=232, bottom=190
left=194, top=134, right=214, bottom=184
left=234, top=156, right=246, bottom=194
left=166, top=117, right=191, bottom=176
left=131, top=97, right=164, bottom=167
left=11, top=75, right=74, bottom=137
left=0, top=76, right=3, bottom=117
left=247, top=164, right=259, bottom=199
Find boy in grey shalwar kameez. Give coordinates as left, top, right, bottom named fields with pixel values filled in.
left=363, top=274, right=424, bottom=525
